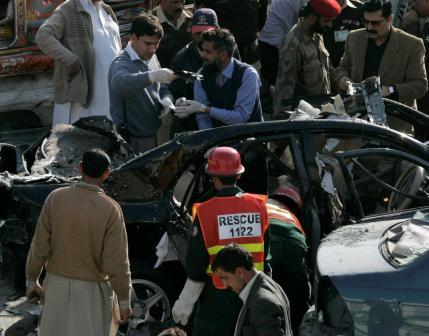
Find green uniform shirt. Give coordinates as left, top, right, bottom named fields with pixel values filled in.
left=273, top=18, right=334, bottom=114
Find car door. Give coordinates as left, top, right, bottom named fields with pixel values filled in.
left=334, top=148, right=429, bottom=221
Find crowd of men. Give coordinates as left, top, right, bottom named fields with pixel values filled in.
left=23, top=0, right=429, bottom=335
left=34, top=0, right=429, bottom=154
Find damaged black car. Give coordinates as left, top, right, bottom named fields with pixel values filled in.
left=1, top=85, right=429, bottom=331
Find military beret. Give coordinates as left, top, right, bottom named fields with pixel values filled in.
left=309, top=0, right=341, bottom=17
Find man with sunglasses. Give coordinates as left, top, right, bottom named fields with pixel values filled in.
left=336, top=0, right=427, bottom=111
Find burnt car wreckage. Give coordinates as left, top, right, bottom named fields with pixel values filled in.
left=1, top=91, right=429, bottom=332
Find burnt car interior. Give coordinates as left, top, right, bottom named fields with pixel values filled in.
left=306, top=133, right=429, bottom=245
left=171, top=135, right=301, bottom=216
left=335, top=149, right=429, bottom=215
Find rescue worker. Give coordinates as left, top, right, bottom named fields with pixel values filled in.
left=267, top=187, right=311, bottom=334
left=273, top=0, right=341, bottom=115
left=172, top=146, right=270, bottom=336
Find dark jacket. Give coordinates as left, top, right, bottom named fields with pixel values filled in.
left=152, top=6, right=192, bottom=67
left=322, top=0, right=363, bottom=67
left=234, top=272, right=293, bottom=336
left=335, top=27, right=428, bottom=108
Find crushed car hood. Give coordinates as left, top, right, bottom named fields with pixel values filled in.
left=317, top=219, right=398, bottom=276
left=317, top=208, right=429, bottom=278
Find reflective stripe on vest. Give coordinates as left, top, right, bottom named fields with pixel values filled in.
left=193, top=193, right=269, bottom=289
left=266, top=203, right=306, bottom=236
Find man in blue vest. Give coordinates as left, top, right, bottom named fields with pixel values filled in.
left=174, top=28, right=263, bottom=129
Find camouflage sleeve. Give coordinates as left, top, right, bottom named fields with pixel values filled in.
left=273, top=45, right=301, bottom=115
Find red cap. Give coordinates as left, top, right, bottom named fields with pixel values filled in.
left=309, top=0, right=341, bottom=17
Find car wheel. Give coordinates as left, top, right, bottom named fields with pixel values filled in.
left=130, top=278, right=171, bottom=323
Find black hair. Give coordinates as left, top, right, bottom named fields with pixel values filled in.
left=131, top=13, right=164, bottom=39
left=212, top=243, right=254, bottom=273
left=301, top=2, right=320, bottom=18
left=363, top=0, right=392, bottom=18
left=217, top=175, right=238, bottom=185
left=201, top=28, right=236, bottom=57
left=82, top=149, right=110, bottom=178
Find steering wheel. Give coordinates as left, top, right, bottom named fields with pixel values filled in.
left=387, top=164, right=425, bottom=211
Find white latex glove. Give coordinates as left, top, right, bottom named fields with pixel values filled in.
left=159, top=96, right=175, bottom=119
left=148, top=68, right=175, bottom=84
left=174, top=100, right=206, bottom=119
left=172, top=278, right=205, bottom=325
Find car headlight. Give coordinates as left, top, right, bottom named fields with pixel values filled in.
left=316, top=276, right=354, bottom=335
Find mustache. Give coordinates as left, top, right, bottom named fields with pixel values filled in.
left=366, top=29, right=377, bottom=34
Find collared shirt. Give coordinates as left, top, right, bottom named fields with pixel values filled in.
left=259, top=0, right=308, bottom=49
left=125, top=41, right=151, bottom=65
left=156, top=6, right=191, bottom=30
left=363, top=33, right=390, bottom=79
left=238, top=271, right=260, bottom=302
left=194, top=58, right=261, bottom=129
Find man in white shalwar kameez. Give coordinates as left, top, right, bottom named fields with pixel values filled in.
left=36, top=0, right=121, bottom=127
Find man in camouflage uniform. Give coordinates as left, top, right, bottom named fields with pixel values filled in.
left=273, top=0, right=341, bottom=115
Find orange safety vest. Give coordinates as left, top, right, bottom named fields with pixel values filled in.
left=266, top=203, right=306, bottom=236
left=193, top=193, right=269, bottom=289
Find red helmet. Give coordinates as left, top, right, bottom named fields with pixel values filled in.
left=205, top=147, right=245, bottom=176
left=270, top=186, right=303, bottom=211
